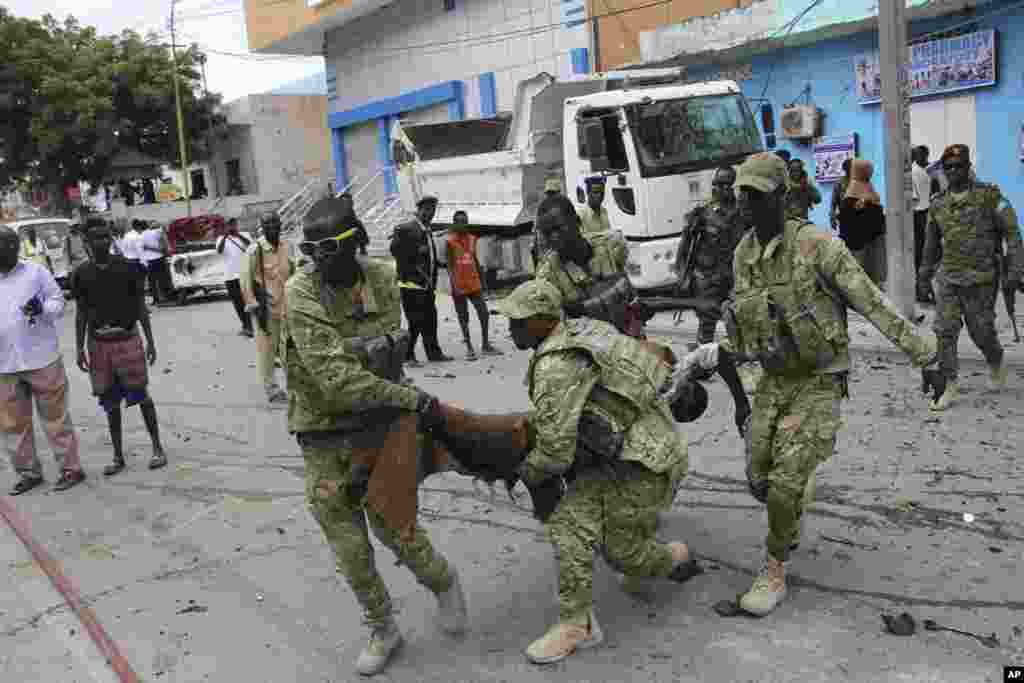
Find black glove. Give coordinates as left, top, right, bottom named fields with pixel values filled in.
left=22, top=296, right=43, bottom=317
left=416, top=392, right=445, bottom=432
left=524, top=475, right=567, bottom=523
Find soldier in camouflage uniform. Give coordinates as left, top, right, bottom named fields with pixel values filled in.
left=724, top=153, right=938, bottom=616
left=497, top=279, right=707, bottom=665
left=285, top=198, right=467, bottom=676
left=674, top=165, right=748, bottom=344
left=784, top=158, right=822, bottom=221
left=534, top=196, right=640, bottom=336
left=918, top=144, right=1021, bottom=411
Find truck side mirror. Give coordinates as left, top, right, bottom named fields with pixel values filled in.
left=760, top=103, right=776, bottom=150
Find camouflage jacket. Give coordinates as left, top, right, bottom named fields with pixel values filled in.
left=284, top=257, right=420, bottom=434
left=722, top=220, right=936, bottom=376
left=675, top=199, right=746, bottom=289
left=920, top=182, right=1022, bottom=287
left=535, top=232, right=628, bottom=306
left=785, top=182, right=823, bottom=221
left=522, top=318, right=686, bottom=483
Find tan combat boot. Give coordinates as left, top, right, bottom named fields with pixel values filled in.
left=525, top=609, right=604, bottom=665
left=436, top=568, right=468, bottom=635
left=929, top=380, right=960, bottom=411
left=355, top=618, right=404, bottom=676
left=990, top=363, right=1008, bottom=390
left=739, top=555, right=787, bottom=616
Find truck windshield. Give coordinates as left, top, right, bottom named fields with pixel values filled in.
left=629, top=94, right=762, bottom=178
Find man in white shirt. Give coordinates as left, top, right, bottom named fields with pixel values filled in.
left=216, top=218, right=254, bottom=337
left=911, top=146, right=934, bottom=302
left=140, top=222, right=169, bottom=305
left=119, top=220, right=146, bottom=274
left=0, top=226, right=85, bottom=494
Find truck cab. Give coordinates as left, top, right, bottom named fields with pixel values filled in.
left=392, top=71, right=762, bottom=293
left=565, top=81, right=762, bottom=291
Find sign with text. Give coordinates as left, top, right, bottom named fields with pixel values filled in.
left=855, top=29, right=996, bottom=104
left=813, top=134, right=857, bottom=183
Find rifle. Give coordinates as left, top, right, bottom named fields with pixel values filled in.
left=675, top=207, right=707, bottom=293
left=252, top=246, right=270, bottom=334
left=996, top=247, right=1020, bottom=343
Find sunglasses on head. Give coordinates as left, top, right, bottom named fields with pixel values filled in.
left=298, top=228, right=355, bottom=257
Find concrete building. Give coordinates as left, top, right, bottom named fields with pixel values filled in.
left=244, top=0, right=594, bottom=203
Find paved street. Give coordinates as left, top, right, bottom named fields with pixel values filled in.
left=3, top=291, right=1024, bottom=682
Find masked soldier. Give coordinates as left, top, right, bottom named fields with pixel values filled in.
left=675, top=165, right=747, bottom=345
left=918, top=144, right=1021, bottom=410
left=534, top=196, right=642, bottom=336
left=724, top=153, right=938, bottom=617
left=498, top=279, right=734, bottom=665
left=784, top=158, right=822, bottom=221
left=285, top=197, right=467, bottom=676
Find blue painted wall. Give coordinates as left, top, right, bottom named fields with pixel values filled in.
left=687, top=0, right=1024, bottom=228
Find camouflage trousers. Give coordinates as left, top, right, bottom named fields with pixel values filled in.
left=546, top=463, right=678, bottom=623
left=932, top=279, right=1003, bottom=380
left=748, top=372, right=844, bottom=561
left=0, top=358, right=81, bottom=477
left=255, top=317, right=285, bottom=396
left=300, top=438, right=453, bottom=628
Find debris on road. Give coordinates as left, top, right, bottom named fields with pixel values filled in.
left=821, top=535, right=879, bottom=551
left=882, top=612, right=917, bottom=636
left=922, top=618, right=999, bottom=648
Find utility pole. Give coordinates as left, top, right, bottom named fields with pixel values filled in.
left=169, top=0, right=192, bottom=217
left=879, top=0, right=914, bottom=318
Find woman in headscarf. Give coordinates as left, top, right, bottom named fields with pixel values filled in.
left=837, top=158, right=887, bottom=285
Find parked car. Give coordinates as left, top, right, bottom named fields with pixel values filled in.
left=8, top=218, right=86, bottom=290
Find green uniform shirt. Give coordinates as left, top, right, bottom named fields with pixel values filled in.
left=535, top=232, right=628, bottom=306
left=284, top=258, right=420, bottom=434
left=723, top=220, right=935, bottom=375
left=920, top=182, right=1021, bottom=286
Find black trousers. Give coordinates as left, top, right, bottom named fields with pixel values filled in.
left=400, top=288, right=441, bottom=358
left=913, top=210, right=928, bottom=276
left=225, top=279, right=252, bottom=331
left=146, top=258, right=171, bottom=303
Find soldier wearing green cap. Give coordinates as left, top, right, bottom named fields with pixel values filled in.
left=497, top=279, right=710, bottom=665
left=722, top=152, right=938, bottom=617
left=919, top=144, right=1021, bottom=410
left=285, top=197, right=467, bottom=676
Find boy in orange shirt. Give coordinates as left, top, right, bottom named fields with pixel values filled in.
left=447, top=211, right=502, bottom=360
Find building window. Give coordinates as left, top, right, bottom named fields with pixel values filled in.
left=443, top=0, right=455, bottom=10
left=226, top=159, right=243, bottom=196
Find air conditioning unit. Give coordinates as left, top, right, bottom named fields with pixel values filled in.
left=780, top=105, right=821, bottom=139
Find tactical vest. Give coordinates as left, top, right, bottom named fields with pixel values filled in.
left=725, top=221, right=849, bottom=376
left=529, top=318, right=672, bottom=431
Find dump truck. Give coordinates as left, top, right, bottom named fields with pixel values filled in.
left=392, top=69, right=764, bottom=293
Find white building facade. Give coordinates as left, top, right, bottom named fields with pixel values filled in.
left=247, top=0, right=593, bottom=202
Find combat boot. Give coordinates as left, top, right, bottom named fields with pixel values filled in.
left=929, top=380, right=960, bottom=411
left=355, top=618, right=403, bottom=676
left=436, top=568, right=468, bottom=635
left=739, top=554, right=787, bottom=616
left=525, top=609, right=604, bottom=665
left=990, top=363, right=1008, bottom=390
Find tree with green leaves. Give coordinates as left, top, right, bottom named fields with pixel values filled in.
left=0, top=9, right=225, bottom=212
